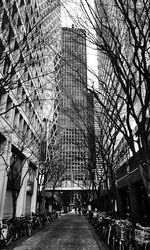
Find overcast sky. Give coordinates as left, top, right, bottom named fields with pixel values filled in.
left=61, top=0, right=98, bottom=87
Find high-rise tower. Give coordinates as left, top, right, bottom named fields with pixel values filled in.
left=57, top=26, right=90, bottom=191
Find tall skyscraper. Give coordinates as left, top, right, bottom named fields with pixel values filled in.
left=0, top=0, right=61, bottom=219
left=58, top=26, right=89, bottom=191
left=0, top=0, right=45, bottom=219
left=37, top=0, right=61, bottom=119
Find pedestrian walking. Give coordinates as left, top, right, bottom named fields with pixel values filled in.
left=78, top=206, right=81, bottom=215
left=74, top=204, right=77, bottom=213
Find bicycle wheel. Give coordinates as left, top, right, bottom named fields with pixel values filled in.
left=26, top=224, right=32, bottom=236
left=21, top=225, right=27, bottom=237
left=38, top=218, right=42, bottom=229
left=2, top=227, right=13, bottom=246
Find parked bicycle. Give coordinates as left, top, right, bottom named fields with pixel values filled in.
left=0, top=215, right=33, bottom=248
left=17, top=216, right=33, bottom=237
left=108, top=218, right=134, bottom=250
left=128, top=223, right=150, bottom=250
left=0, top=219, right=13, bottom=248
left=0, top=210, right=59, bottom=249
left=84, top=209, right=150, bottom=250
left=31, top=213, right=43, bottom=229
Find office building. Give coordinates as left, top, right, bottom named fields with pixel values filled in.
left=95, top=0, right=150, bottom=222
left=0, top=0, right=60, bottom=220
left=45, top=26, right=95, bottom=206
left=59, top=26, right=89, bottom=190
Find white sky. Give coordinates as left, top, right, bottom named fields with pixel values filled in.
left=61, top=0, right=98, bottom=87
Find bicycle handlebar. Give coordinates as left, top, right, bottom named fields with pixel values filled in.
left=136, top=223, right=150, bottom=231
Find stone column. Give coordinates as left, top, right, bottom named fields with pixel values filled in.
left=31, top=175, right=38, bottom=213
left=16, top=161, right=28, bottom=217
left=0, top=140, right=11, bottom=223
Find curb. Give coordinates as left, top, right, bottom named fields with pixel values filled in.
left=86, top=220, right=109, bottom=250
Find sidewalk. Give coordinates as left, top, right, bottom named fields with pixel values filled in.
left=11, top=211, right=108, bottom=250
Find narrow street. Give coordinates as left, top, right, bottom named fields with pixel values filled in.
left=11, top=212, right=108, bottom=250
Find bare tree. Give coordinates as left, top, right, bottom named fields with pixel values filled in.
left=0, top=127, right=42, bottom=218
left=94, top=104, right=121, bottom=211
left=0, top=0, right=61, bottom=118
left=0, top=0, right=62, bottom=217
left=62, top=0, right=150, bottom=205
left=36, top=137, right=67, bottom=211
left=61, top=83, right=120, bottom=210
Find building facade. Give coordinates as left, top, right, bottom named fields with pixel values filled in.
left=59, top=27, right=89, bottom=190
left=94, top=0, right=150, bottom=224
left=0, top=0, right=60, bottom=220
left=45, top=26, right=94, bottom=205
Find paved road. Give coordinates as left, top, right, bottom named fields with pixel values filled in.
left=12, top=211, right=107, bottom=250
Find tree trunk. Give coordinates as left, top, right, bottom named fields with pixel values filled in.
left=38, top=191, right=42, bottom=212
left=12, top=192, right=17, bottom=219
left=109, top=165, right=117, bottom=211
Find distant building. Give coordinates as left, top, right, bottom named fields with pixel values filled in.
left=59, top=26, right=89, bottom=190
left=45, top=26, right=95, bottom=206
